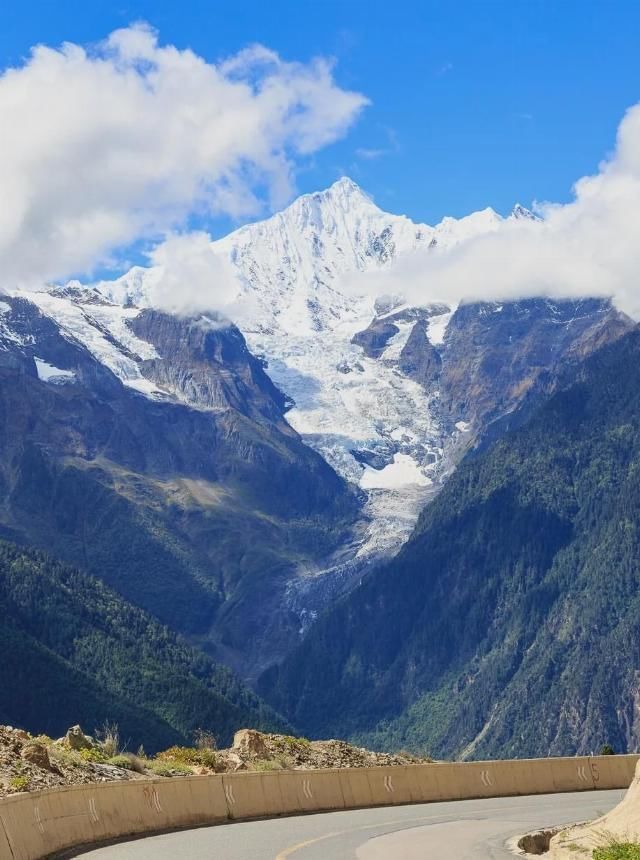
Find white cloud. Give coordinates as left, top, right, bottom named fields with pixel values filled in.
left=146, top=232, right=240, bottom=319
left=0, top=24, right=368, bottom=290
left=349, top=102, right=640, bottom=320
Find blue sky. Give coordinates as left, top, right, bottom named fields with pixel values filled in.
left=3, top=0, right=640, bottom=229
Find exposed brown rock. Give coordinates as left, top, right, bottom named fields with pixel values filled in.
left=233, top=729, right=269, bottom=758
left=20, top=742, right=54, bottom=771
left=0, top=722, right=430, bottom=798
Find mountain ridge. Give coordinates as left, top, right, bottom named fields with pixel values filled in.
left=0, top=292, right=358, bottom=677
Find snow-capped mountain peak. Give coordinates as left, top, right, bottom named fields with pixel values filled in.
left=210, top=176, right=430, bottom=339
left=289, top=175, right=380, bottom=220
left=510, top=202, right=539, bottom=221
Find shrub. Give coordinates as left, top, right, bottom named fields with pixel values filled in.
left=600, top=744, right=616, bottom=756
left=79, top=747, right=108, bottom=764
left=282, top=735, right=310, bottom=749
left=95, top=721, right=120, bottom=758
left=397, top=749, right=429, bottom=763
left=251, top=755, right=291, bottom=772
left=49, top=746, right=84, bottom=768
left=107, top=754, right=133, bottom=770
left=594, top=843, right=640, bottom=859
left=193, top=729, right=217, bottom=751
left=9, top=775, right=30, bottom=792
left=157, top=745, right=196, bottom=762
left=156, top=745, right=217, bottom=769
left=146, top=760, right=192, bottom=777
left=107, top=754, right=145, bottom=772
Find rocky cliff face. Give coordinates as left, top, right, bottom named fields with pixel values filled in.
left=438, top=298, right=632, bottom=433
left=352, top=296, right=632, bottom=442
left=398, top=321, right=443, bottom=388
left=129, top=309, right=289, bottom=422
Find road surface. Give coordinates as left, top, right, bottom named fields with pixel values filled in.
left=77, top=790, right=624, bottom=859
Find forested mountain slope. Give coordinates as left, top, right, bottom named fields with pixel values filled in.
left=0, top=540, right=287, bottom=752
left=260, top=326, right=640, bottom=759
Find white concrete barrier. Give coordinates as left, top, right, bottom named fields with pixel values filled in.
left=0, top=754, right=636, bottom=859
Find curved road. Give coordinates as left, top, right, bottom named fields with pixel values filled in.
left=78, top=790, right=624, bottom=859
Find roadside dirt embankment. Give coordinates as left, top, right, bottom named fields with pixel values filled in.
left=548, top=758, right=640, bottom=858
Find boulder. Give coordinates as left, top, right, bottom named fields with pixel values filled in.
left=232, top=729, right=268, bottom=759
left=64, top=725, right=93, bottom=751
left=21, top=742, right=53, bottom=771
left=226, top=752, right=248, bottom=772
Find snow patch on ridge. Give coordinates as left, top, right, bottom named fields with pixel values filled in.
left=34, top=358, right=76, bottom=383
left=428, top=306, right=457, bottom=345
left=21, top=290, right=163, bottom=397
left=380, top=322, right=415, bottom=361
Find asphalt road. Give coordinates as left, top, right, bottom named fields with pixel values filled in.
left=78, top=790, right=624, bottom=859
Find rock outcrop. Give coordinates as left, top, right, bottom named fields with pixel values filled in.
left=219, top=730, right=428, bottom=771
left=232, top=729, right=269, bottom=759
left=20, top=742, right=56, bottom=772
left=0, top=722, right=430, bottom=798
left=398, top=320, right=442, bottom=388
left=64, top=726, right=93, bottom=751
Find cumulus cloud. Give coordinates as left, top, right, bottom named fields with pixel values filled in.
left=146, top=232, right=240, bottom=319
left=0, top=24, right=367, bottom=290
left=350, top=102, right=640, bottom=320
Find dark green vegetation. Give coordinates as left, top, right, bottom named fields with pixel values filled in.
left=0, top=539, right=287, bottom=752
left=261, top=327, right=640, bottom=759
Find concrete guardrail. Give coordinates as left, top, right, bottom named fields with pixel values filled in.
left=0, top=754, right=637, bottom=859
